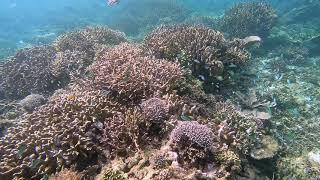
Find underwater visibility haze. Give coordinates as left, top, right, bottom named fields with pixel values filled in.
left=0, top=0, right=320, bottom=179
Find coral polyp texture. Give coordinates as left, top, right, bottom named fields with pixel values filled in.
left=169, top=121, right=217, bottom=168
left=140, top=97, right=169, bottom=123
left=87, top=43, right=185, bottom=102
left=220, top=2, right=277, bottom=38
left=0, top=46, right=59, bottom=99
left=170, top=121, right=215, bottom=149
left=144, top=25, right=250, bottom=80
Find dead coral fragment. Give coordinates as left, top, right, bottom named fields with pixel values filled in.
left=220, top=2, right=277, bottom=38
left=250, top=135, right=279, bottom=160
left=98, top=167, right=125, bottom=180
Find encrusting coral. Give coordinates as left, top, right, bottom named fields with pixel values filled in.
left=220, top=2, right=277, bottom=38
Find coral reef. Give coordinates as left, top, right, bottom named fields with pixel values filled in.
left=86, top=43, right=185, bottom=102
left=53, top=26, right=127, bottom=78
left=169, top=121, right=217, bottom=168
left=220, top=2, right=277, bottom=38
left=250, top=135, right=279, bottom=160
left=2, top=1, right=320, bottom=178
left=50, top=50, right=92, bottom=79
left=49, top=169, right=84, bottom=180
left=210, top=101, right=264, bottom=154
left=0, top=46, right=60, bottom=100
left=272, top=45, right=309, bottom=65
left=144, top=25, right=250, bottom=82
left=0, top=89, right=116, bottom=179
left=277, top=150, right=320, bottom=179
left=19, top=94, right=46, bottom=113
left=54, top=26, right=127, bottom=53
left=140, top=98, right=169, bottom=124
left=0, top=25, right=270, bottom=180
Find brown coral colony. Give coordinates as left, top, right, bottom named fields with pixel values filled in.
left=0, top=23, right=267, bottom=179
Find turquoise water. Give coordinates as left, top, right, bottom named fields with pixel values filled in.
left=0, top=0, right=320, bottom=179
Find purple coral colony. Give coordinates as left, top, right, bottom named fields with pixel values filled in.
left=1, top=0, right=319, bottom=179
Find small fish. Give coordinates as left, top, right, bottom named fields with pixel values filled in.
left=198, top=75, right=205, bottom=81
left=228, top=63, right=237, bottom=68
left=193, top=59, right=200, bottom=64
left=215, top=76, right=224, bottom=81
left=180, top=114, right=193, bottom=121
left=274, top=73, right=283, bottom=81
left=107, top=0, right=120, bottom=6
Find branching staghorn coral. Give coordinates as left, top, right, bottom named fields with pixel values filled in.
left=95, top=98, right=172, bottom=158
left=209, top=100, right=264, bottom=154
left=0, top=46, right=61, bottom=100
left=220, top=2, right=277, bottom=38
left=144, top=25, right=250, bottom=80
left=51, top=50, right=92, bottom=78
left=86, top=43, right=185, bottom=102
left=54, top=26, right=127, bottom=63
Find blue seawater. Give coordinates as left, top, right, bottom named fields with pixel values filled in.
left=0, top=0, right=320, bottom=179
